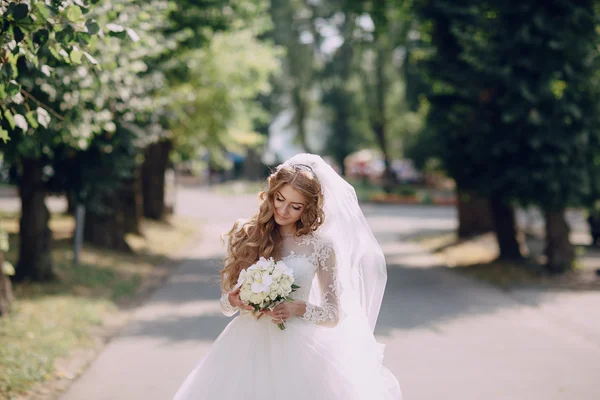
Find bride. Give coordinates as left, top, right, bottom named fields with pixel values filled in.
left=172, top=153, right=402, bottom=400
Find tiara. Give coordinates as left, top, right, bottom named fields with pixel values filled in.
left=291, top=163, right=315, bottom=173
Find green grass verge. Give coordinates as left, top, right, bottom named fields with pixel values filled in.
left=0, top=213, right=197, bottom=399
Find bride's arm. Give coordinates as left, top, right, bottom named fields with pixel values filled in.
left=220, top=290, right=239, bottom=317
left=293, top=244, right=341, bottom=328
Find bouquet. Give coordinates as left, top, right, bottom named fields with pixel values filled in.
left=236, top=256, right=299, bottom=330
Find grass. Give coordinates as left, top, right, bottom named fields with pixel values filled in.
left=0, top=212, right=198, bottom=399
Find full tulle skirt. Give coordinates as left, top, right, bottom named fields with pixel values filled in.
left=172, top=313, right=402, bottom=400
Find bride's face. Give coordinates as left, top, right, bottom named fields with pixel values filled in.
left=273, top=184, right=306, bottom=228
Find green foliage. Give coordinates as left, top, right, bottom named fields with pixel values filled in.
left=415, top=0, right=600, bottom=210
left=0, top=0, right=99, bottom=143
left=168, top=15, right=279, bottom=163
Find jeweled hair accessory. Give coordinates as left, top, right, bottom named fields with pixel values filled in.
left=277, top=160, right=318, bottom=176
left=291, top=163, right=316, bottom=173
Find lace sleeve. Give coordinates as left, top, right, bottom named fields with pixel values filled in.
left=220, top=291, right=239, bottom=317
left=300, top=241, right=341, bottom=327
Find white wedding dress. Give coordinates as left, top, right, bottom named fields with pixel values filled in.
left=172, top=232, right=402, bottom=400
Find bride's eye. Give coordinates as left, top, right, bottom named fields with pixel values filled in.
left=276, top=197, right=284, bottom=202
left=292, top=206, right=301, bottom=211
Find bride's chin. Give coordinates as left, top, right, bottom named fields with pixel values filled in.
left=275, top=218, right=291, bottom=227
left=275, top=218, right=286, bottom=226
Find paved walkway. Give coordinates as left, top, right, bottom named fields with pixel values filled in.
left=57, top=187, right=600, bottom=400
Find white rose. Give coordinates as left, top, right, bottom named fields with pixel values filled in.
left=240, top=291, right=250, bottom=302
left=249, top=293, right=263, bottom=304
left=272, top=268, right=283, bottom=279
left=237, top=269, right=247, bottom=285
left=250, top=257, right=272, bottom=271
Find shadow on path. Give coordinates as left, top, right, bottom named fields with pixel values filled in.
left=116, top=252, right=600, bottom=346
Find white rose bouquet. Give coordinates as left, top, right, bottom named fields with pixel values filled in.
left=236, top=256, right=298, bottom=330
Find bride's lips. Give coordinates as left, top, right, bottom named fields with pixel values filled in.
left=275, top=211, right=287, bottom=220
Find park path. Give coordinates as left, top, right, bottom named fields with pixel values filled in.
left=57, top=186, right=600, bottom=400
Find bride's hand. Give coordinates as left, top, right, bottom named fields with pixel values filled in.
left=228, top=288, right=253, bottom=311
left=264, top=301, right=295, bottom=324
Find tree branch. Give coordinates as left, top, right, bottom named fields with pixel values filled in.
left=20, top=88, right=64, bottom=121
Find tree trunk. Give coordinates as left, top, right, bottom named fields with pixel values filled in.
left=489, top=197, right=525, bottom=260
left=15, top=158, right=54, bottom=281
left=242, top=147, right=264, bottom=181
left=142, top=139, right=172, bottom=220
left=373, top=43, right=394, bottom=192
left=544, top=209, right=575, bottom=273
left=0, top=252, right=13, bottom=317
left=66, top=190, right=77, bottom=215
left=292, top=86, right=311, bottom=153
left=123, top=167, right=143, bottom=235
left=328, top=16, right=355, bottom=176
left=457, top=192, right=494, bottom=237
left=84, top=192, right=131, bottom=252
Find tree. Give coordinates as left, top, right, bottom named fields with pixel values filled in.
left=332, top=0, right=425, bottom=183
left=477, top=0, right=599, bottom=271
left=415, top=0, right=600, bottom=271
left=138, top=0, right=276, bottom=220
left=320, top=10, right=365, bottom=173
left=413, top=0, right=526, bottom=259
left=1, top=0, right=101, bottom=280
left=267, top=0, right=322, bottom=153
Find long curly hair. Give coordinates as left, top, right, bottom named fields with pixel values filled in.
left=220, top=164, right=325, bottom=291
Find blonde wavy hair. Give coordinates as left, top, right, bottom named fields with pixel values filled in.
left=220, top=164, right=324, bottom=291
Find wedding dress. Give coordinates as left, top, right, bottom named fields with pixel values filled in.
left=172, top=231, right=402, bottom=400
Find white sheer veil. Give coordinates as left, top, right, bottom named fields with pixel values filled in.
left=282, top=153, right=387, bottom=332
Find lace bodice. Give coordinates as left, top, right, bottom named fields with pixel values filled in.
left=220, top=232, right=341, bottom=327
